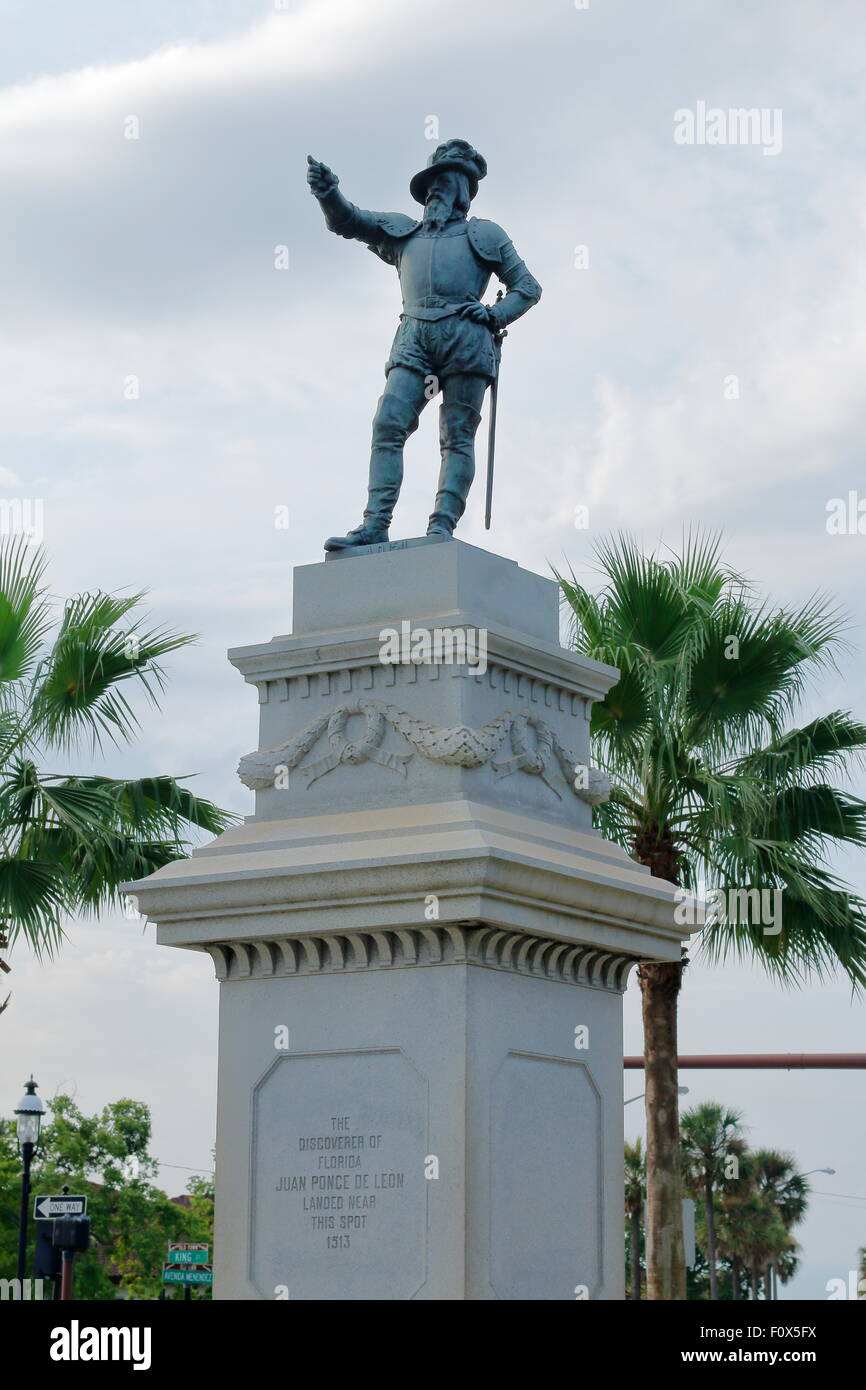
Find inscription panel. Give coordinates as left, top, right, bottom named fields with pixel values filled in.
left=250, top=1049, right=428, bottom=1299
left=489, top=1052, right=602, bottom=1300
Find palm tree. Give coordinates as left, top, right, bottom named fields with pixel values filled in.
left=680, top=1102, right=746, bottom=1300
left=745, top=1199, right=788, bottom=1300
left=716, top=1180, right=761, bottom=1301
left=0, top=540, right=234, bottom=956
left=774, top=1234, right=801, bottom=1295
left=624, top=1138, right=645, bottom=1299
left=714, top=1149, right=805, bottom=1300
left=558, top=532, right=866, bottom=1298
left=751, top=1149, right=808, bottom=1299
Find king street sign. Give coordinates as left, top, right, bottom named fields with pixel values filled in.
left=167, top=1244, right=209, bottom=1265
left=33, top=1195, right=88, bottom=1220
left=162, top=1265, right=213, bottom=1286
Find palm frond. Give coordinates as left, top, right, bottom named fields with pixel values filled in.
left=0, top=538, right=51, bottom=686
left=0, top=857, right=67, bottom=952
left=30, top=590, right=194, bottom=752
left=738, top=712, right=866, bottom=786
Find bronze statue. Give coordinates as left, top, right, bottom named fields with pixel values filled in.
left=307, top=140, right=541, bottom=552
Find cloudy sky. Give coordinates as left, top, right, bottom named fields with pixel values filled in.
left=2, top=0, right=865, bottom=1298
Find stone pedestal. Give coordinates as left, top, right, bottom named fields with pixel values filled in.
left=130, top=540, right=684, bottom=1300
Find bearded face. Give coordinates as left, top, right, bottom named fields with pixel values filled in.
left=423, top=171, right=471, bottom=230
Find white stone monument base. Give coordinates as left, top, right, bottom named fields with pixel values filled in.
left=216, top=924, right=626, bottom=1301
left=129, top=541, right=686, bottom=1300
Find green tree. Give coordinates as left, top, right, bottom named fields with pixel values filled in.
left=745, top=1200, right=788, bottom=1300
left=559, top=532, right=866, bottom=1298
left=751, top=1148, right=808, bottom=1299
left=624, top=1138, right=645, bottom=1300
left=184, top=1170, right=215, bottom=1247
left=711, top=1146, right=805, bottom=1300
left=0, top=540, right=234, bottom=957
left=680, top=1102, right=746, bottom=1300
left=0, top=1095, right=212, bottom=1298
left=715, top=1158, right=761, bottom=1302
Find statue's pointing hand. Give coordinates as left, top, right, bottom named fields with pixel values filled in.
left=307, top=155, right=339, bottom=198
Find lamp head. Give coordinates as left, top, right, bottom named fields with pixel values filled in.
left=14, top=1076, right=45, bottom=1150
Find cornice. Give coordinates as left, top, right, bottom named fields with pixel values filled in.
left=204, top=922, right=639, bottom=993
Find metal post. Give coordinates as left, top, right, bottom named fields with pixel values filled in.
left=60, top=1249, right=75, bottom=1301
left=16, top=1140, right=33, bottom=1281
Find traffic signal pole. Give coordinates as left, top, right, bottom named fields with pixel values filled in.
left=60, top=1249, right=75, bottom=1301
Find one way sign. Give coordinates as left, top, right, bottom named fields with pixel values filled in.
left=33, top=1194, right=88, bottom=1219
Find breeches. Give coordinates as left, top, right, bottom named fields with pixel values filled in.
left=385, top=314, right=497, bottom=383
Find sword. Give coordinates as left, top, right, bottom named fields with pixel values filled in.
left=484, top=291, right=507, bottom=530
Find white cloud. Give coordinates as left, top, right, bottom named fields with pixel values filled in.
left=0, top=4, right=396, bottom=169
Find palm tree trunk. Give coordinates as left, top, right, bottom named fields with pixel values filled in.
left=751, top=1262, right=759, bottom=1300
left=731, top=1256, right=741, bottom=1300
left=630, top=1206, right=642, bottom=1299
left=638, top=959, right=686, bottom=1299
left=705, top=1176, right=718, bottom=1300
left=765, top=1261, right=773, bottom=1300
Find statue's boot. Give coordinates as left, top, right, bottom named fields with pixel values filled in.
left=325, top=391, right=421, bottom=551
left=426, top=401, right=482, bottom=537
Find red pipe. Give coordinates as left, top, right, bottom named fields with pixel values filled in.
left=624, top=1054, right=866, bottom=1069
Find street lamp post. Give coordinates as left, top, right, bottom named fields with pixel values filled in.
left=14, top=1076, right=45, bottom=1281
left=624, top=1085, right=690, bottom=1107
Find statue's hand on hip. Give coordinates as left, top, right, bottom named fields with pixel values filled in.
left=306, top=155, right=339, bottom=197
left=457, top=302, right=495, bottom=328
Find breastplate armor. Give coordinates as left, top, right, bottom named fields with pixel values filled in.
left=398, top=223, right=491, bottom=320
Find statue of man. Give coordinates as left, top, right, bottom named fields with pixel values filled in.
left=307, top=140, right=541, bottom=552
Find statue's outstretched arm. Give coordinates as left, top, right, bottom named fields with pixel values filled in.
left=306, top=155, right=390, bottom=249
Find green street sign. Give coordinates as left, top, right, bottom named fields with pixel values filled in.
left=166, top=1248, right=209, bottom=1264
left=162, top=1265, right=213, bottom=1285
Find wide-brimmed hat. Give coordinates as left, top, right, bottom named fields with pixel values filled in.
left=409, top=139, right=487, bottom=205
